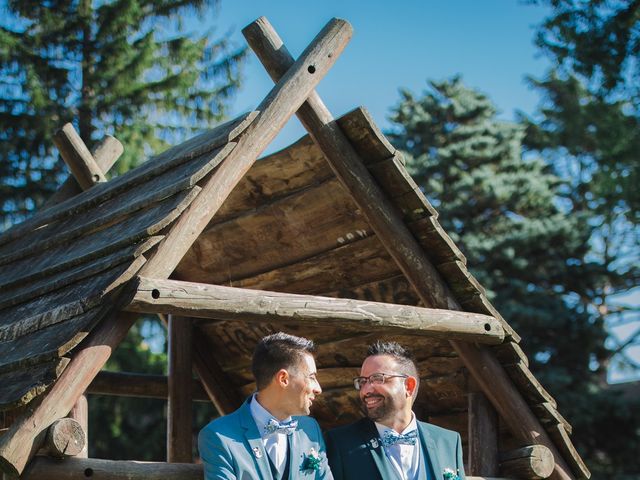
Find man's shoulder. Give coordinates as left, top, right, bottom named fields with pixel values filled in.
left=418, top=420, right=461, bottom=441
left=200, top=405, right=245, bottom=437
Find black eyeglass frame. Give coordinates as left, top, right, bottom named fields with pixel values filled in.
left=353, top=373, right=409, bottom=391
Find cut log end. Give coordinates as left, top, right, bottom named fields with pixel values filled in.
left=46, top=418, right=86, bottom=458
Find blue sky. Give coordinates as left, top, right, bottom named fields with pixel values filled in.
left=208, top=0, right=552, bottom=153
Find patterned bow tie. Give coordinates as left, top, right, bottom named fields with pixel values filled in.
left=264, top=418, right=298, bottom=435
left=381, top=429, right=418, bottom=447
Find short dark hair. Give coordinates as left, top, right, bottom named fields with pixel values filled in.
left=252, top=332, right=316, bottom=390
left=367, top=340, right=420, bottom=399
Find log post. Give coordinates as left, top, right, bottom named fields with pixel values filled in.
left=68, top=395, right=88, bottom=458
left=499, top=445, right=555, bottom=479
left=167, top=315, right=193, bottom=463
left=125, top=277, right=504, bottom=344
left=468, top=379, right=499, bottom=476
left=46, top=134, right=123, bottom=208
left=45, top=418, right=86, bottom=458
left=53, top=124, right=108, bottom=191
left=242, top=17, right=576, bottom=480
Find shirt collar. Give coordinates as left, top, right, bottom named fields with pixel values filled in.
left=249, top=393, right=293, bottom=437
left=374, top=412, right=418, bottom=439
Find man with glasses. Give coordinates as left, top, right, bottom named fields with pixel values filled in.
left=326, top=341, right=465, bottom=480
left=199, top=332, right=333, bottom=479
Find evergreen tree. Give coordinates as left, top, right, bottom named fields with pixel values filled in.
left=387, top=77, right=640, bottom=478
left=0, top=0, right=245, bottom=226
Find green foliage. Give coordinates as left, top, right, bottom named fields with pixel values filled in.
left=387, top=76, right=639, bottom=478
left=89, top=317, right=217, bottom=460
left=0, top=0, right=246, bottom=225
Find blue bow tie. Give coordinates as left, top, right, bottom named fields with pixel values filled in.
left=264, top=418, right=298, bottom=435
left=381, top=429, right=418, bottom=447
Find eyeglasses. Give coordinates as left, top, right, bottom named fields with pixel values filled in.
left=353, top=373, right=408, bottom=391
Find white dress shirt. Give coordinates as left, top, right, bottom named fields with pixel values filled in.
left=249, top=394, right=290, bottom=475
left=375, top=413, right=421, bottom=480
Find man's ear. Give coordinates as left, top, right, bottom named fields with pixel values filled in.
left=275, top=369, right=289, bottom=387
left=405, top=376, right=417, bottom=398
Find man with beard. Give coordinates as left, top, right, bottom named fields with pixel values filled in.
left=325, top=341, right=465, bottom=480
left=199, top=332, right=333, bottom=479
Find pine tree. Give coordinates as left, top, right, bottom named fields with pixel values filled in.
left=386, top=77, right=640, bottom=478
left=0, top=0, right=245, bottom=226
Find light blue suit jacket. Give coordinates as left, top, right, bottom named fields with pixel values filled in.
left=199, top=397, right=333, bottom=480
left=326, top=418, right=465, bottom=480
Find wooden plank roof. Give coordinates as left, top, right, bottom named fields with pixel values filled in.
left=0, top=112, right=256, bottom=412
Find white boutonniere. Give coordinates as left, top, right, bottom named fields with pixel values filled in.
left=443, top=467, right=460, bottom=480
left=300, top=447, right=322, bottom=472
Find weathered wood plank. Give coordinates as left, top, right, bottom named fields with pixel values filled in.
left=0, top=358, right=70, bottom=411
left=436, top=260, right=487, bottom=297
left=0, top=112, right=254, bottom=248
left=211, top=135, right=334, bottom=224
left=87, top=371, right=209, bottom=402
left=0, top=306, right=109, bottom=374
left=366, top=154, right=439, bottom=219
left=547, top=424, right=590, bottom=479
left=0, top=237, right=161, bottom=311
left=499, top=445, right=555, bottom=480
left=23, top=457, right=204, bottom=480
left=44, top=135, right=123, bottom=208
left=167, top=315, right=193, bottom=463
left=335, top=106, right=396, bottom=163
left=531, top=403, right=572, bottom=435
left=0, top=256, right=144, bottom=342
left=409, top=215, right=467, bottom=266
left=0, top=188, right=197, bottom=291
left=0, top=144, right=231, bottom=263
left=458, top=293, right=520, bottom=343
left=141, top=17, right=353, bottom=279
left=229, top=234, right=399, bottom=295
left=53, top=124, right=108, bottom=190
left=175, top=177, right=371, bottom=284
left=127, top=277, right=505, bottom=344
left=491, top=341, right=530, bottom=368
left=504, top=362, right=557, bottom=408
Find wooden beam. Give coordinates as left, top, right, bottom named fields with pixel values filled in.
left=500, top=445, right=555, bottom=480
left=167, top=315, right=192, bottom=463
left=242, top=17, right=577, bottom=480
left=0, top=313, right=139, bottom=476
left=44, top=418, right=86, bottom=458
left=68, top=395, right=88, bottom=458
left=21, top=457, right=515, bottom=480
left=87, top=371, right=209, bottom=402
left=139, top=17, right=353, bottom=280
left=53, top=124, right=109, bottom=191
left=126, top=277, right=505, bottom=344
left=468, top=381, right=499, bottom=476
left=46, top=135, right=123, bottom=208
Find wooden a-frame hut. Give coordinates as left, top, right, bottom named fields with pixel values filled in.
left=0, top=17, right=589, bottom=480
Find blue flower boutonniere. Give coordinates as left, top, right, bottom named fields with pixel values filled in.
left=301, top=447, right=322, bottom=473
left=443, top=467, right=460, bottom=480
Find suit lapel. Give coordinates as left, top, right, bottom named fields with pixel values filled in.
left=360, top=419, right=397, bottom=480
left=239, top=400, right=274, bottom=480
left=418, top=422, right=441, bottom=480
left=287, top=429, right=298, bottom=479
